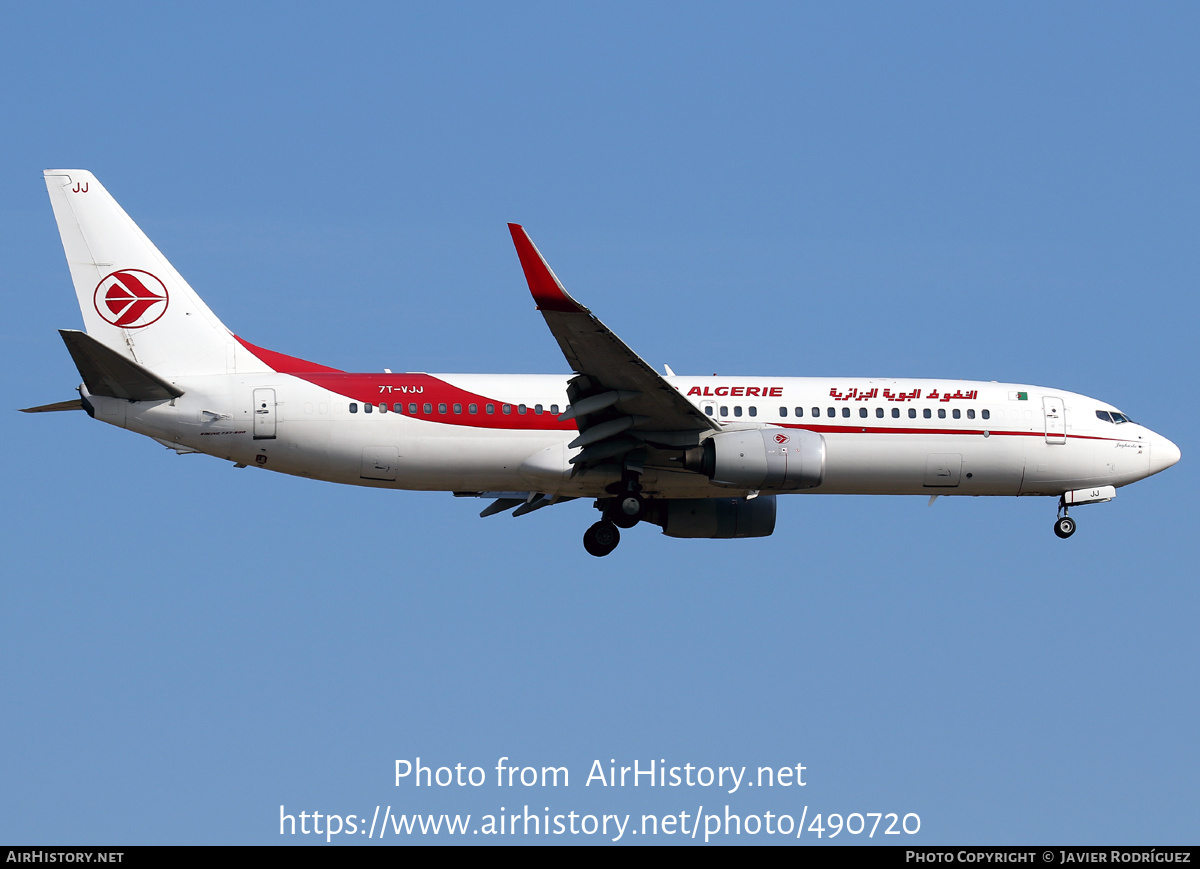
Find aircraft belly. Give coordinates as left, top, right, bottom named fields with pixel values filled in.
left=1020, top=435, right=1150, bottom=494
left=815, top=433, right=1025, bottom=495
left=343, top=429, right=574, bottom=491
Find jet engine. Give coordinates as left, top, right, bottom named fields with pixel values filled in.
left=682, top=429, right=825, bottom=490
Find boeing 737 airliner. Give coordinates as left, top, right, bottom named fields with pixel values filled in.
left=24, top=171, right=1180, bottom=555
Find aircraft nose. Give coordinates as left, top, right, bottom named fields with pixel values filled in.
left=1151, top=434, right=1181, bottom=475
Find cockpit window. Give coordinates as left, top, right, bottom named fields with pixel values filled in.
left=1111, top=412, right=1132, bottom=424
left=1097, top=409, right=1134, bottom=424
left=1096, top=410, right=1113, bottom=423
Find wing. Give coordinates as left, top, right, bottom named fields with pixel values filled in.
left=508, top=224, right=718, bottom=472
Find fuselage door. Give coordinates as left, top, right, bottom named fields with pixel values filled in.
left=253, top=388, right=277, bottom=439
left=1043, top=396, right=1066, bottom=444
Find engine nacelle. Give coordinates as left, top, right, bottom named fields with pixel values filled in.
left=683, top=428, right=825, bottom=490
left=659, top=495, right=777, bottom=539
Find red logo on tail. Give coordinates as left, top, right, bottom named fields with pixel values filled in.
left=94, top=270, right=169, bottom=329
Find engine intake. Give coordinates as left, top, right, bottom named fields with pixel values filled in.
left=683, top=429, right=825, bottom=490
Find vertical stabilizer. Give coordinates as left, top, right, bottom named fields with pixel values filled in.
left=43, top=170, right=271, bottom=377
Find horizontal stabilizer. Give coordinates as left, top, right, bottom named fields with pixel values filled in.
left=59, top=329, right=183, bottom=401
left=19, top=399, right=84, bottom=413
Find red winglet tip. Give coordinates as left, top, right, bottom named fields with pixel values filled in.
left=507, top=224, right=585, bottom=314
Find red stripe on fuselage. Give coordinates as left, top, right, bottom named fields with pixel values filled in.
left=294, top=372, right=577, bottom=431
left=235, top=336, right=345, bottom=374
left=237, top=341, right=1129, bottom=440
left=236, top=337, right=575, bottom=431
left=774, top=422, right=1126, bottom=442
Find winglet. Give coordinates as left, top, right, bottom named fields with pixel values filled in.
left=507, top=224, right=589, bottom=314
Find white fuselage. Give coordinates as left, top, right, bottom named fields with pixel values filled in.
left=87, top=372, right=1179, bottom=500
left=39, top=170, right=1182, bottom=552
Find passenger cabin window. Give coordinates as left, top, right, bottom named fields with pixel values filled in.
left=937, top=408, right=946, bottom=419
left=551, top=404, right=560, bottom=414
left=967, top=409, right=975, bottom=419
left=909, top=408, right=917, bottom=418
left=734, top=406, right=743, bottom=417
left=705, top=406, right=714, bottom=416
left=424, top=403, right=433, bottom=414
left=779, top=407, right=788, bottom=417
left=859, top=407, right=868, bottom=418
left=827, top=407, right=836, bottom=418
left=892, top=408, right=900, bottom=418
left=876, top=407, right=884, bottom=418
left=469, top=403, right=478, bottom=414
left=486, top=404, right=495, bottom=414
left=923, top=408, right=931, bottom=419
left=982, top=409, right=990, bottom=419
left=364, top=403, right=373, bottom=414
left=394, top=403, right=403, bottom=413
left=409, top=403, right=417, bottom=414
left=749, top=406, right=757, bottom=417
left=720, top=406, right=728, bottom=416
left=349, top=402, right=358, bottom=413
left=952, top=409, right=960, bottom=419
left=795, top=407, right=804, bottom=417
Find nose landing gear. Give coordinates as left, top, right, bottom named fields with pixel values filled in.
left=1054, top=496, right=1077, bottom=539
left=1053, top=515, right=1077, bottom=539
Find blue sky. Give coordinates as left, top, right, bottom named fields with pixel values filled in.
left=2, top=2, right=1196, bottom=845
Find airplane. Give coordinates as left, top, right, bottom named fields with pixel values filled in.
left=24, top=170, right=1181, bottom=556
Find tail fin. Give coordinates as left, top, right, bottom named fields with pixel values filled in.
left=43, top=170, right=271, bottom=377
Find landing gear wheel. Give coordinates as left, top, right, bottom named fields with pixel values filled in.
left=583, top=520, right=621, bottom=557
left=609, top=494, right=646, bottom=529
left=1053, top=516, right=1077, bottom=539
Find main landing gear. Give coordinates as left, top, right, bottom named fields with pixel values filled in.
left=1053, top=496, right=1077, bottom=539
left=582, top=474, right=646, bottom=556
left=583, top=520, right=620, bottom=557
